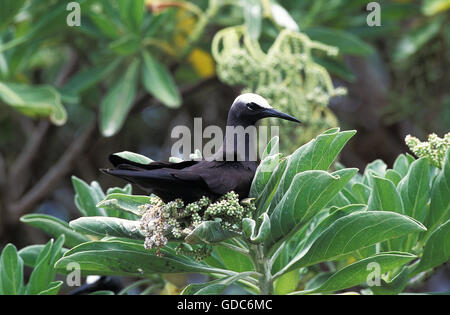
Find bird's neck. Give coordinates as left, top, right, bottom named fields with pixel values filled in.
left=218, top=122, right=258, bottom=162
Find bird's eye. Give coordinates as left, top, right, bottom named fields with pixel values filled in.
left=246, top=102, right=259, bottom=111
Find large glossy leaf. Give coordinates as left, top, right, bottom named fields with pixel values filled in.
left=20, top=214, right=90, bottom=248
left=277, top=211, right=426, bottom=275
left=100, top=58, right=139, bottom=137
left=38, top=281, right=63, bottom=295
left=181, top=272, right=253, bottom=295
left=97, top=193, right=150, bottom=217
left=393, top=154, right=412, bottom=177
left=426, top=148, right=450, bottom=232
left=266, top=129, right=356, bottom=215
left=0, top=82, right=67, bottom=125
left=18, top=245, right=68, bottom=268
left=25, top=240, right=54, bottom=295
left=142, top=51, right=181, bottom=108
left=398, top=157, right=431, bottom=222
left=412, top=220, right=450, bottom=276
left=54, top=240, right=229, bottom=276
left=185, top=221, right=239, bottom=244
left=0, top=244, right=24, bottom=295
left=72, top=176, right=107, bottom=217
left=267, top=168, right=358, bottom=251
left=250, top=154, right=282, bottom=199
left=368, top=176, right=404, bottom=214
left=70, top=216, right=145, bottom=240
left=242, top=213, right=270, bottom=244
left=293, top=252, right=416, bottom=294
left=214, top=245, right=254, bottom=273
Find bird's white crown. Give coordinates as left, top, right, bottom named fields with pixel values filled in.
left=233, top=93, right=272, bottom=109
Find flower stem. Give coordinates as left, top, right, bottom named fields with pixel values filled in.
left=250, top=244, right=274, bottom=295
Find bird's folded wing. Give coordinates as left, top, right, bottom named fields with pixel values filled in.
left=109, top=154, right=197, bottom=170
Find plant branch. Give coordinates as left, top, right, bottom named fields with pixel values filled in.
left=8, top=120, right=51, bottom=199
left=7, top=121, right=97, bottom=221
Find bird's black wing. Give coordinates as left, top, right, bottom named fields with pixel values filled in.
left=188, top=161, right=258, bottom=198
left=102, top=157, right=213, bottom=202
left=109, top=154, right=197, bottom=170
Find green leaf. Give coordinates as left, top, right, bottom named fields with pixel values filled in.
left=0, top=244, right=24, bottom=295
left=250, top=153, right=282, bottom=199
left=100, top=58, right=139, bottom=137
left=54, top=240, right=229, bottom=276
left=109, top=34, right=141, bottom=55
left=242, top=213, right=270, bottom=243
left=398, top=158, right=431, bottom=222
left=370, top=266, right=411, bottom=295
left=142, top=51, right=181, bottom=108
left=72, top=176, right=107, bottom=216
left=426, top=148, right=450, bottom=232
left=97, top=193, right=149, bottom=217
left=385, top=169, right=403, bottom=186
left=299, top=204, right=367, bottom=256
left=266, top=129, right=356, bottom=215
left=295, top=252, right=416, bottom=294
left=278, top=211, right=426, bottom=274
left=185, top=221, right=239, bottom=244
left=38, top=281, right=63, bottom=295
left=267, top=168, right=358, bottom=251
left=0, top=82, right=67, bottom=125
left=242, top=0, right=262, bottom=40
left=393, top=154, right=411, bottom=177
left=0, top=0, right=26, bottom=32
left=352, top=183, right=371, bottom=204
left=181, top=272, right=252, bottom=295
left=26, top=240, right=54, bottom=295
left=274, top=269, right=299, bottom=295
left=214, top=245, right=254, bottom=273
left=70, top=216, right=145, bottom=240
left=304, top=27, right=374, bottom=56
left=111, top=151, right=153, bottom=164
left=368, top=176, right=404, bottom=214
left=18, top=245, right=68, bottom=268
left=363, top=159, right=387, bottom=187
left=89, top=12, right=122, bottom=39
left=412, top=220, right=450, bottom=276
left=61, top=59, right=121, bottom=97
left=117, top=0, right=145, bottom=32
left=20, top=214, right=90, bottom=248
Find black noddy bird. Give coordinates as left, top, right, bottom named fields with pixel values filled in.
left=101, top=93, right=300, bottom=203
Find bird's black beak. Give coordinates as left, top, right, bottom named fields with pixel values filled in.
left=262, top=108, right=301, bottom=124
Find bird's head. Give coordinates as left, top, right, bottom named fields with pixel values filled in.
left=228, top=93, right=301, bottom=126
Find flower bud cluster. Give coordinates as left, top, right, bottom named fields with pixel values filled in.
left=405, top=133, right=449, bottom=168
left=139, top=192, right=256, bottom=256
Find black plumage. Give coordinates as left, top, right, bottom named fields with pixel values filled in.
left=101, top=93, right=300, bottom=203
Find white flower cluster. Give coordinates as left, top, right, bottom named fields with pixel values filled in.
left=405, top=133, right=449, bottom=168
left=138, top=192, right=256, bottom=256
